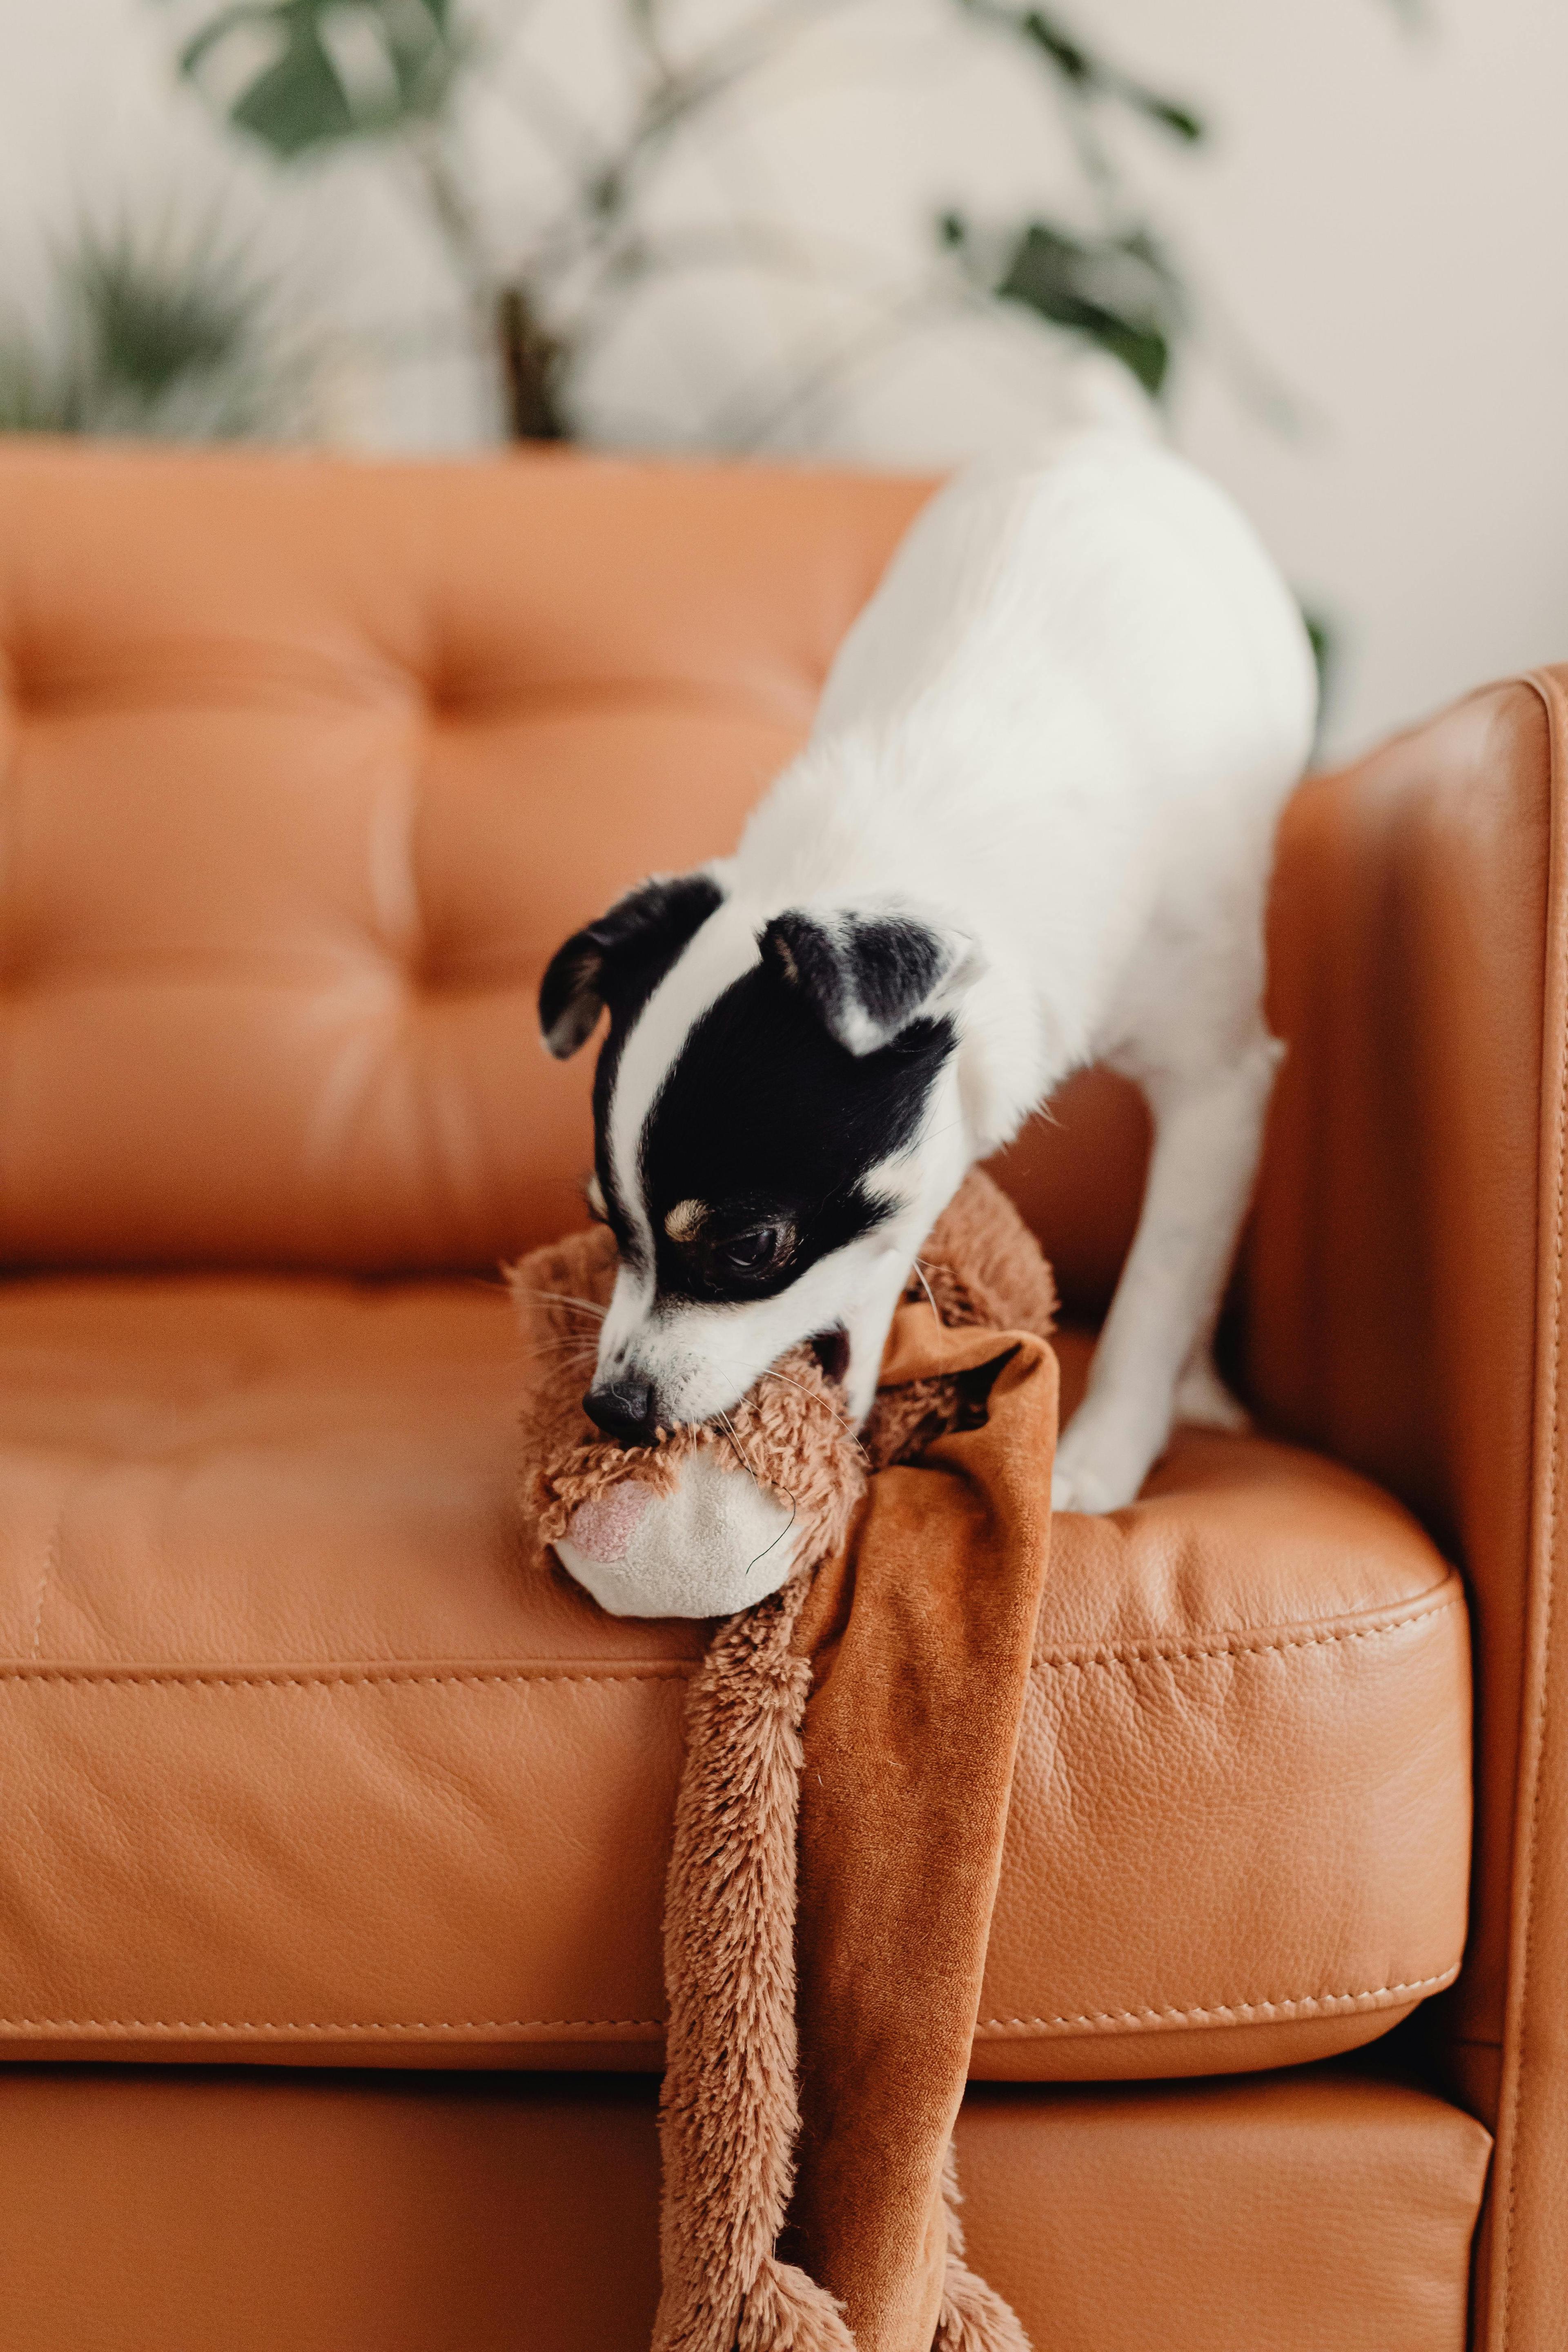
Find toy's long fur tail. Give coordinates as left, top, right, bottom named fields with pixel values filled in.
left=652, top=1567, right=1029, bottom=2352
left=653, top=1571, right=849, bottom=2350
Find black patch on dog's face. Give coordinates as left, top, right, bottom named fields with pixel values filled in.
left=538, top=872, right=725, bottom=1269
left=637, top=959, right=956, bottom=1305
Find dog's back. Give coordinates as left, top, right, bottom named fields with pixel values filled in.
left=735, top=432, right=1316, bottom=1112
left=814, top=431, right=1314, bottom=777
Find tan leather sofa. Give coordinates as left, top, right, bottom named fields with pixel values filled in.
left=0, top=440, right=1557, bottom=2350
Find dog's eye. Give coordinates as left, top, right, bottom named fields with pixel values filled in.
left=714, top=1223, right=791, bottom=1278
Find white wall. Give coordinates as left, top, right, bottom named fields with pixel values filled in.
left=1120, top=0, right=1568, bottom=758
left=2, top=0, right=1564, bottom=759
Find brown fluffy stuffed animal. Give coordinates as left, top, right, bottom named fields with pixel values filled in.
left=514, top=1169, right=1056, bottom=1621
left=511, top=1169, right=1059, bottom=2352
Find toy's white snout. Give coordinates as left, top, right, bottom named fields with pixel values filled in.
left=553, top=1452, right=801, bottom=1619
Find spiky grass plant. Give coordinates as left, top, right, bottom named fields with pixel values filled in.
left=0, top=214, right=307, bottom=437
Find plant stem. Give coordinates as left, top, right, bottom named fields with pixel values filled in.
left=409, top=122, right=566, bottom=439
left=497, top=281, right=567, bottom=439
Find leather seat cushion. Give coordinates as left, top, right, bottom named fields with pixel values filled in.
left=0, top=2064, right=1492, bottom=2352
left=0, top=1276, right=1470, bottom=2078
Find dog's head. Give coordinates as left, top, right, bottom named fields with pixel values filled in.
left=539, top=871, right=981, bottom=1441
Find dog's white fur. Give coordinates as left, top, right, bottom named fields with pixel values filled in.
left=594, top=430, right=1316, bottom=1512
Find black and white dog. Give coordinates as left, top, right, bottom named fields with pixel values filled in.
left=540, top=432, right=1316, bottom=1520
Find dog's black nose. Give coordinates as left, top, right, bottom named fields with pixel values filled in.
left=584, top=1376, right=659, bottom=1447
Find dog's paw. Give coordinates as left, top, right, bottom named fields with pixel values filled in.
left=1172, top=1350, right=1251, bottom=1434
left=1051, top=1453, right=1137, bottom=1515
left=1050, top=1396, right=1165, bottom=1515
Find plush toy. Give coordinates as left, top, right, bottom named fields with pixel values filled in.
left=511, top=1169, right=1060, bottom=2352
left=513, top=1168, right=1057, bottom=1622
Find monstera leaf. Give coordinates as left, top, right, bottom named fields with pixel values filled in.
left=179, top=0, right=461, bottom=158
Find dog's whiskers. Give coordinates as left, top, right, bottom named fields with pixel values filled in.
left=714, top=1407, right=766, bottom=1493
left=529, top=1291, right=607, bottom=1321
left=742, top=1483, right=797, bottom=1587
left=911, top=1258, right=942, bottom=1319
left=708, top=1390, right=802, bottom=1586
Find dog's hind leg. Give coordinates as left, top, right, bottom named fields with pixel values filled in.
left=1051, top=1032, right=1281, bottom=1512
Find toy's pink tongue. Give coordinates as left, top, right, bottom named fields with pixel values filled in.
left=566, top=1482, right=656, bottom=1564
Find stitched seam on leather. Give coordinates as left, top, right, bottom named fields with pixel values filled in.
left=0, top=1600, right=1457, bottom=1687
left=1030, top=1592, right=1459, bottom=1672
left=0, top=1972, right=1460, bottom=2036
left=1502, top=669, right=1566, bottom=2350
left=0, top=2018, right=666, bottom=2033
left=973, top=1967, right=1459, bottom=2031
left=0, top=1665, right=695, bottom=1689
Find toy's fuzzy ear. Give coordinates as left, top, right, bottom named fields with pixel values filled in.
left=758, top=904, right=983, bottom=1057
left=539, top=871, right=724, bottom=1058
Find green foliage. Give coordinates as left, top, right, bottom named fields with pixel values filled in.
left=1005, top=7, right=1206, bottom=143
left=946, top=1, right=1207, bottom=396
left=159, top=0, right=1403, bottom=435
left=179, top=0, right=461, bottom=158
left=1301, top=606, right=1337, bottom=738
left=941, top=211, right=1182, bottom=397
left=0, top=217, right=293, bottom=436
left=991, top=221, right=1181, bottom=396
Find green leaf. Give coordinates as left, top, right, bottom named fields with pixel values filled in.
left=993, top=219, right=1181, bottom=396
left=1092, top=318, right=1168, bottom=394
left=232, top=25, right=356, bottom=156
left=1019, top=9, right=1092, bottom=85
left=178, top=0, right=459, bottom=160
left=989, top=5, right=1206, bottom=147
left=1300, top=605, right=1335, bottom=709
left=1292, top=601, right=1336, bottom=750
left=1133, top=93, right=1205, bottom=143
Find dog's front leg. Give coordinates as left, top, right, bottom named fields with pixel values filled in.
left=1051, top=1035, right=1282, bottom=1513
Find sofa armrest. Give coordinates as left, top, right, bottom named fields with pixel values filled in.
left=1244, top=668, right=1568, bottom=2350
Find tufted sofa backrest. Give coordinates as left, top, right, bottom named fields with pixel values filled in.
left=0, top=445, right=905, bottom=1271
left=0, top=440, right=1151, bottom=1293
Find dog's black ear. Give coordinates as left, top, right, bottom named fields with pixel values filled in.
left=758, top=905, right=982, bottom=1057
left=539, top=873, right=724, bottom=1058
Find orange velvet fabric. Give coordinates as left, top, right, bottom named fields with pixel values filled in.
left=784, top=1311, right=1058, bottom=2350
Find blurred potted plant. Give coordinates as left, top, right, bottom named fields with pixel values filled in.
left=165, top=0, right=1223, bottom=443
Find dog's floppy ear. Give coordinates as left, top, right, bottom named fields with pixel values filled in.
left=759, top=904, right=982, bottom=1057
left=539, top=872, right=724, bottom=1058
